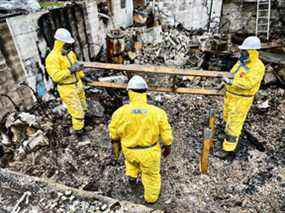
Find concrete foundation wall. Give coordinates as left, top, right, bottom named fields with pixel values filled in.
left=221, top=3, right=256, bottom=33
left=6, top=12, right=49, bottom=92
left=0, top=22, right=33, bottom=119
left=221, top=2, right=285, bottom=35
left=85, top=0, right=109, bottom=56
left=112, top=0, right=134, bottom=28
left=158, top=0, right=223, bottom=31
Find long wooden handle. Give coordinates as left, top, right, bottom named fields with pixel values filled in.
left=83, top=62, right=231, bottom=78
left=200, top=128, right=212, bottom=174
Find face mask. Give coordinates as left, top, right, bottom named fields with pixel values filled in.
left=61, top=43, right=73, bottom=55
left=239, top=50, right=250, bottom=64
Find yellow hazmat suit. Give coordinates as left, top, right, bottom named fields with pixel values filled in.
left=109, top=91, right=173, bottom=203
left=46, top=40, right=87, bottom=130
left=223, top=50, right=265, bottom=151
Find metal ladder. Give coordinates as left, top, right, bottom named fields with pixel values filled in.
left=256, top=0, right=271, bottom=40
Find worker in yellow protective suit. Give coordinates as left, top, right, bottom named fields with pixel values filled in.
left=109, top=75, right=173, bottom=204
left=46, top=28, right=88, bottom=141
left=220, top=36, right=265, bottom=158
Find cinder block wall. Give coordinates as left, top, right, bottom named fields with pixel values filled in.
left=0, top=22, right=33, bottom=119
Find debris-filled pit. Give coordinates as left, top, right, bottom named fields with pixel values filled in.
left=0, top=1, right=285, bottom=211
left=1, top=86, right=284, bottom=212
left=1, top=27, right=285, bottom=210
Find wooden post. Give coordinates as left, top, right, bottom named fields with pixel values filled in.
left=208, top=109, right=216, bottom=149
left=200, top=128, right=212, bottom=174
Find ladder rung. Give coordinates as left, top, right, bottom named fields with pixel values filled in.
left=257, top=12, right=269, bottom=15
left=256, top=0, right=270, bottom=38
left=257, top=15, right=269, bottom=18
left=257, top=20, right=269, bottom=23
left=257, top=27, right=269, bottom=30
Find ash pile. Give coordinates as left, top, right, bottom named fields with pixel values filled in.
left=0, top=169, right=158, bottom=213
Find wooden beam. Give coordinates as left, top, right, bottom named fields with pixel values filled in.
left=83, top=62, right=231, bottom=78
left=200, top=128, right=212, bottom=174
left=87, top=81, right=224, bottom=96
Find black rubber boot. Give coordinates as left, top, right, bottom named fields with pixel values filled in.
left=76, top=130, right=90, bottom=144
left=128, top=176, right=137, bottom=186
left=215, top=149, right=236, bottom=160
left=70, top=129, right=90, bottom=144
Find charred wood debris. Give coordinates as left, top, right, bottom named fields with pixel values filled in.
left=0, top=0, right=285, bottom=212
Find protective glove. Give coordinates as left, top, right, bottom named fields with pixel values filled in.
left=69, top=62, right=84, bottom=74
left=222, top=76, right=233, bottom=85
left=111, top=140, right=121, bottom=162
left=81, top=76, right=93, bottom=84
left=162, top=145, right=171, bottom=158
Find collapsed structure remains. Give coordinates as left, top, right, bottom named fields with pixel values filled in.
left=0, top=0, right=284, bottom=212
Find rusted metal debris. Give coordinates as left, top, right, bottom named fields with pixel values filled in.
left=106, top=29, right=125, bottom=64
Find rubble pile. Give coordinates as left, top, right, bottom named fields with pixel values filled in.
left=125, top=26, right=230, bottom=69
left=122, top=27, right=234, bottom=89
left=1, top=15, right=285, bottom=212
left=159, top=89, right=284, bottom=212
left=0, top=111, right=51, bottom=167
left=1, top=84, right=284, bottom=212
left=136, top=27, right=192, bottom=66
left=0, top=169, right=158, bottom=212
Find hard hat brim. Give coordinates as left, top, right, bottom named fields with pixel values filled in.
left=238, top=45, right=247, bottom=50
left=54, top=35, right=75, bottom=44
left=64, top=37, right=75, bottom=44
left=238, top=45, right=261, bottom=50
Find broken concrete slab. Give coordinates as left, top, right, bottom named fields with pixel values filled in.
left=15, top=130, right=49, bottom=161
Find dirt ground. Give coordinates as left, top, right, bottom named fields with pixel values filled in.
left=5, top=85, right=285, bottom=212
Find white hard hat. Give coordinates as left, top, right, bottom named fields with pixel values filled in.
left=239, top=36, right=261, bottom=50
left=54, top=28, right=75, bottom=44
left=127, top=75, right=148, bottom=90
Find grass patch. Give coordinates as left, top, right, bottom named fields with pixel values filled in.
left=40, top=1, right=65, bottom=9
